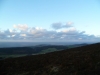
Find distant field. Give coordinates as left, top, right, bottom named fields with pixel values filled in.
left=39, top=48, right=57, bottom=53
left=0, top=54, right=28, bottom=59
left=0, top=44, right=87, bottom=59
left=0, top=48, right=60, bottom=59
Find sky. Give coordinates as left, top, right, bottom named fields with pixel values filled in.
left=0, top=0, right=100, bottom=42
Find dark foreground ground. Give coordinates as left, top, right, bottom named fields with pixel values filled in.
left=0, top=43, right=100, bottom=75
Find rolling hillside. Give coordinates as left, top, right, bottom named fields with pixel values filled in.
left=0, top=44, right=87, bottom=59
left=0, top=43, right=100, bottom=75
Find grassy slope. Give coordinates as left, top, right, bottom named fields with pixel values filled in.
left=0, top=44, right=86, bottom=59
left=0, top=43, right=100, bottom=75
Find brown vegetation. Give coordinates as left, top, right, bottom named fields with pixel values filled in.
left=0, top=43, right=100, bottom=75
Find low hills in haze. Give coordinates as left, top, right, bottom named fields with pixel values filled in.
left=0, top=43, right=100, bottom=75
left=0, top=43, right=87, bottom=59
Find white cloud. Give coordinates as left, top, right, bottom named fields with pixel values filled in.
left=67, top=22, right=73, bottom=25
left=52, top=22, right=73, bottom=29
left=13, top=24, right=28, bottom=31
left=0, top=23, right=100, bottom=42
left=20, top=34, right=26, bottom=37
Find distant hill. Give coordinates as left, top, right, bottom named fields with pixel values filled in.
left=0, top=42, right=90, bottom=48
left=0, top=43, right=87, bottom=59
left=0, top=45, right=68, bottom=55
left=0, top=43, right=100, bottom=75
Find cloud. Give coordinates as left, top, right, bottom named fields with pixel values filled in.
left=67, top=22, right=73, bottom=25
left=51, top=22, right=73, bottom=29
left=13, top=24, right=28, bottom=31
left=0, top=23, right=100, bottom=42
left=0, top=29, right=17, bottom=39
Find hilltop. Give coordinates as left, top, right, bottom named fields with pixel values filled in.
left=0, top=43, right=100, bottom=75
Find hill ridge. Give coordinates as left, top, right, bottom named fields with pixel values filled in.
left=0, top=43, right=100, bottom=75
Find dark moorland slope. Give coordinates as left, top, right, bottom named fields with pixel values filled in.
left=0, top=43, right=100, bottom=75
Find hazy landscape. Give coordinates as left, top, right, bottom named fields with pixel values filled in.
left=0, top=42, right=88, bottom=59
left=1, top=0, right=100, bottom=75
left=0, top=42, right=91, bottom=48
left=0, top=42, right=100, bottom=75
